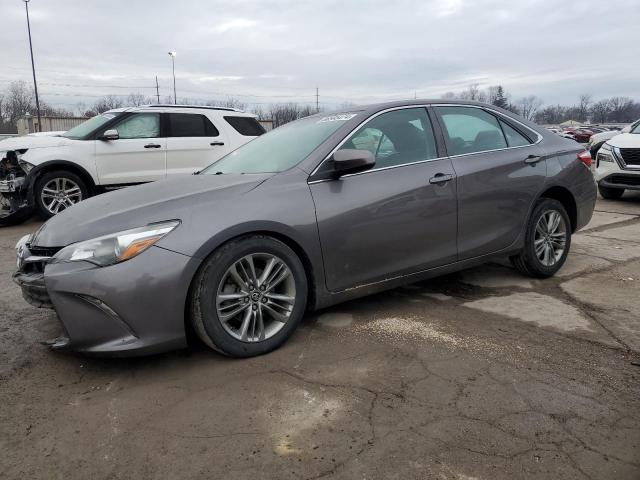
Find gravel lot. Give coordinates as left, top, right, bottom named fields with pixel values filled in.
left=1, top=193, right=639, bottom=479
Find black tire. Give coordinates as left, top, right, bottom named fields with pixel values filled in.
left=190, top=235, right=308, bottom=357
left=511, top=198, right=571, bottom=278
left=34, top=170, right=89, bottom=219
left=598, top=185, right=624, bottom=200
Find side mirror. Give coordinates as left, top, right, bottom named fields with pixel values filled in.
left=331, top=149, right=375, bottom=178
left=99, top=129, right=119, bottom=141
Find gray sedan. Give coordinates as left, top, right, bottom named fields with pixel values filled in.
left=14, top=100, right=596, bottom=357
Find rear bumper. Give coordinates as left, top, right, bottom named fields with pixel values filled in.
left=15, top=244, right=200, bottom=356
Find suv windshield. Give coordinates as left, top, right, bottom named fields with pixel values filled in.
left=201, top=113, right=358, bottom=174
left=631, top=121, right=640, bottom=134
left=63, top=112, right=121, bottom=139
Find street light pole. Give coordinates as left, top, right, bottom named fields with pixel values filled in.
left=23, top=0, right=42, bottom=132
left=168, top=51, right=177, bottom=104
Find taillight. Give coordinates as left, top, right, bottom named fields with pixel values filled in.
left=577, top=150, right=592, bottom=168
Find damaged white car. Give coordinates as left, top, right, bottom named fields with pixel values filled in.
left=0, top=105, right=265, bottom=225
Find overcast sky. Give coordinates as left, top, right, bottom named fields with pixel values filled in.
left=1, top=0, right=638, bottom=110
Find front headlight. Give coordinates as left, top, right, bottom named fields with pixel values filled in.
left=597, top=143, right=614, bottom=164
left=51, top=220, right=180, bottom=266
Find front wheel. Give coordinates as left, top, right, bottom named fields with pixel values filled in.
left=511, top=198, right=571, bottom=278
left=190, top=235, right=308, bottom=357
left=598, top=185, right=624, bottom=200
left=34, top=170, right=89, bottom=219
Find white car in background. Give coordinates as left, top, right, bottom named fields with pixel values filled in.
left=0, top=105, right=265, bottom=223
left=595, top=121, right=640, bottom=199
left=588, top=118, right=640, bottom=157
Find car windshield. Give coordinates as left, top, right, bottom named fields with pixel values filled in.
left=201, top=113, right=359, bottom=174
left=62, top=112, right=121, bottom=139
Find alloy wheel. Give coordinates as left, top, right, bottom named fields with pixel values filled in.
left=40, top=178, right=83, bottom=214
left=534, top=210, right=567, bottom=267
left=216, top=253, right=296, bottom=342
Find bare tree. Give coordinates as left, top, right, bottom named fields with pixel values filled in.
left=577, top=94, right=592, bottom=121
left=126, top=93, right=148, bottom=107
left=268, top=103, right=315, bottom=128
left=93, top=95, right=125, bottom=113
left=459, top=83, right=481, bottom=101
left=608, top=97, right=635, bottom=122
left=517, top=95, right=543, bottom=120
left=208, top=97, right=247, bottom=111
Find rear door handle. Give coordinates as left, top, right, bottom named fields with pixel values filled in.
left=210, top=141, right=225, bottom=146
left=524, top=154, right=543, bottom=164
left=144, top=143, right=161, bottom=149
left=429, top=173, right=454, bottom=185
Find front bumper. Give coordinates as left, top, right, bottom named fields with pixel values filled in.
left=595, top=150, right=640, bottom=190
left=14, top=242, right=199, bottom=356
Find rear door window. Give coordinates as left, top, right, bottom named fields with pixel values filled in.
left=500, top=120, right=532, bottom=147
left=435, top=106, right=507, bottom=156
left=224, top=116, right=266, bottom=136
left=167, top=113, right=219, bottom=137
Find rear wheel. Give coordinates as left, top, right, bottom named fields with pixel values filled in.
left=34, top=170, right=89, bottom=219
left=598, top=185, right=624, bottom=200
left=190, top=235, right=308, bottom=357
left=511, top=198, right=571, bottom=278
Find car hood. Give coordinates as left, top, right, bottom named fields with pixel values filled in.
left=31, top=173, right=272, bottom=247
left=0, top=134, right=72, bottom=150
left=590, top=130, right=618, bottom=144
left=608, top=133, right=640, bottom=148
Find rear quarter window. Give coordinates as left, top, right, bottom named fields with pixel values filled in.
left=224, top=116, right=266, bottom=136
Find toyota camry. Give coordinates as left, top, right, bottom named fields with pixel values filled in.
left=14, top=100, right=596, bottom=357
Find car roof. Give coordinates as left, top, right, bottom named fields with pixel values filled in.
left=105, top=105, right=255, bottom=117
left=315, top=98, right=518, bottom=118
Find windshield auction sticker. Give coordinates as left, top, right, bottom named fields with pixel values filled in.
left=317, top=113, right=358, bottom=123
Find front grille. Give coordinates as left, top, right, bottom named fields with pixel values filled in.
left=619, top=148, right=640, bottom=167
left=27, top=244, right=62, bottom=257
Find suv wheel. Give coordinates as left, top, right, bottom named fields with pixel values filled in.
left=34, top=170, right=89, bottom=219
left=511, top=198, right=571, bottom=278
left=190, top=235, right=308, bottom=357
left=598, top=185, right=624, bottom=200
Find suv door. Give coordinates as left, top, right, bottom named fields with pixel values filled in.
left=310, top=107, right=457, bottom=292
left=95, top=112, right=166, bottom=185
left=165, top=113, right=231, bottom=176
left=434, top=105, right=545, bottom=259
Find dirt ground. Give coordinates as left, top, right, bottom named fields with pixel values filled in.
left=1, top=193, right=639, bottom=480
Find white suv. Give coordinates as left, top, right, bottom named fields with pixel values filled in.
left=0, top=105, right=264, bottom=222
left=594, top=121, right=640, bottom=199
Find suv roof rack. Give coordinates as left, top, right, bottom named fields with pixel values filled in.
left=143, top=104, right=243, bottom=112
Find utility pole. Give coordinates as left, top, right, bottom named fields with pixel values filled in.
left=168, top=51, right=177, bottom=104
left=155, top=76, right=160, bottom=104
left=23, top=0, right=41, bottom=132
left=315, top=87, right=319, bottom=113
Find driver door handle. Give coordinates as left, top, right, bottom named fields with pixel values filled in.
left=144, top=143, right=161, bottom=149
left=524, top=154, right=543, bottom=164
left=429, top=173, right=454, bottom=185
